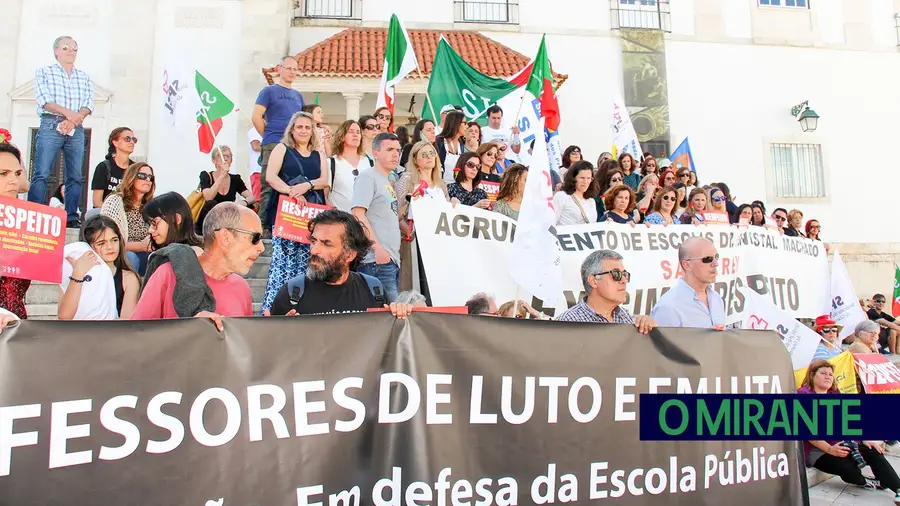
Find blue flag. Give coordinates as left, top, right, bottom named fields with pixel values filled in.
left=671, top=137, right=696, bottom=173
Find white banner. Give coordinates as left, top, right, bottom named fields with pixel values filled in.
left=742, top=290, right=822, bottom=370
left=611, top=95, right=642, bottom=161
left=412, top=199, right=831, bottom=323
left=830, top=249, right=868, bottom=339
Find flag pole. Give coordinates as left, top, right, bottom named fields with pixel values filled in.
left=416, top=66, right=438, bottom=122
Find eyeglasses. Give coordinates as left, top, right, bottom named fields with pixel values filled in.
left=61, top=44, right=78, bottom=52
left=226, top=228, right=263, bottom=245
left=418, top=151, right=437, bottom=159
left=376, top=114, right=392, bottom=121
left=364, top=124, right=377, bottom=130
left=685, top=254, right=719, bottom=264
left=465, top=161, right=482, bottom=170
left=594, top=269, right=631, bottom=282
left=819, top=326, right=839, bottom=333
left=121, top=136, right=138, bottom=143
left=135, top=172, right=155, bottom=182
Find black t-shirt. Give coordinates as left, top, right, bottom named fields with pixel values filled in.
left=868, top=308, right=894, bottom=344
left=91, top=158, right=130, bottom=200
left=269, top=272, right=381, bottom=316
left=199, top=172, right=249, bottom=204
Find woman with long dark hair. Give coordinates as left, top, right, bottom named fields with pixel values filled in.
left=100, top=162, right=157, bottom=275
left=373, top=106, right=393, bottom=133
left=618, top=152, right=640, bottom=191
left=143, top=192, right=202, bottom=253
left=400, top=119, right=436, bottom=167
left=0, top=143, right=31, bottom=320
left=436, top=111, right=467, bottom=183
left=58, top=215, right=140, bottom=320
left=560, top=145, right=582, bottom=177
left=554, top=161, right=598, bottom=225
left=447, top=152, right=491, bottom=208
left=90, top=127, right=136, bottom=211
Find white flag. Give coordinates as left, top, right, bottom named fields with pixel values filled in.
left=611, top=94, right=642, bottom=161
left=742, top=290, right=821, bottom=370
left=508, top=118, right=563, bottom=306
left=830, top=249, right=868, bottom=339
left=160, top=49, right=203, bottom=139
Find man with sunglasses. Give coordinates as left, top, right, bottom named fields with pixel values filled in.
left=132, top=203, right=265, bottom=328
left=812, top=315, right=844, bottom=360
left=253, top=56, right=305, bottom=228
left=651, top=237, right=726, bottom=329
left=556, top=250, right=657, bottom=334
left=868, top=294, right=900, bottom=354
left=771, top=208, right=788, bottom=234
left=29, top=35, right=94, bottom=228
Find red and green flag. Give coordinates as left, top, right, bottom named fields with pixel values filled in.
left=195, top=72, right=234, bottom=154
left=893, top=264, right=900, bottom=316
left=523, top=35, right=560, bottom=133
left=376, top=14, right=418, bottom=122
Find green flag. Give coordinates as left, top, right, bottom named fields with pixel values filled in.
left=195, top=71, right=234, bottom=154
left=893, top=264, right=900, bottom=316
left=422, top=38, right=518, bottom=124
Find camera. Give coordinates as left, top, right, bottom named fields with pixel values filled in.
left=840, top=441, right=866, bottom=469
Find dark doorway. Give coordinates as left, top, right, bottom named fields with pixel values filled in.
left=28, top=128, right=91, bottom=215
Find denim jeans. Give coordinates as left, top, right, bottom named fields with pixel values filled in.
left=27, top=115, right=85, bottom=222
left=125, top=251, right=149, bottom=278
left=358, top=260, right=399, bottom=304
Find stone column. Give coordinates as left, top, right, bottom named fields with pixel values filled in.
left=342, top=92, right=364, bottom=121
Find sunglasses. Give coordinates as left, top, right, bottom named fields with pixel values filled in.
left=819, top=326, right=839, bottom=333
left=775, top=215, right=787, bottom=221
left=610, top=177, right=623, bottom=183
left=712, top=196, right=725, bottom=202
left=686, top=254, right=719, bottom=264
left=498, top=146, right=508, bottom=151
left=135, top=172, right=155, bottom=182
left=594, top=269, right=631, bottom=282
left=874, top=299, right=886, bottom=304
left=120, top=135, right=138, bottom=143
left=376, top=114, right=392, bottom=120
left=61, top=44, right=78, bottom=52
left=227, top=228, right=263, bottom=245
left=661, top=195, right=676, bottom=202
left=571, top=149, right=581, bottom=154
left=364, top=124, right=377, bottom=130
left=465, top=161, right=482, bottom=170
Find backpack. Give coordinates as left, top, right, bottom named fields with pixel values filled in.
left=330, top=155, right=374, bottom=187
left=287, top=272, right=385, bottom=309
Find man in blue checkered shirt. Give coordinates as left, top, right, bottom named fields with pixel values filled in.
left=27, top=35, right=94, bottom=227
left=556, top=249, right=657, bottom=334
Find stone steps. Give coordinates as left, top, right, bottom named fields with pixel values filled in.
left=24, top=234, right=274, bottom=320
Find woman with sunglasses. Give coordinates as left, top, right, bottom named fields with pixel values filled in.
left=679, top=187, right=709, bottom=225
left=799, top=359, right=900, bottom=499
left=618, top=152, right=640, bottom=191
left=58, top=215, right=140, bottom=320
left=493, top=164, right=527, bottom=220
left=436, top=111, right=467, bottom=184
left=644, top=185, right=679, bottom=226
left=599, top=184, right=637, bottom=224
left=555, top=161, right=599, bottom=226
left=812, top=315, right=844, bottom=360
left=100, top=162, right=156, bottom=276
left=464, top=121, right=482, bottom=153
left=708, top=187, right=728, bottom=216
left=373, top=107, right=393, bottom=133
left=197, top=145, right=256, bottom=232
left=90, top=127, right=136, bottom=213
left=561, top=145, right=582, bottom=178
left=447, top=152, right=491, bottom=209
left=659, top=168, right=676, bottom=188
left=593, top=167, right=624, bottom=217
left=357, top=115, right=379, bottom=160
left=475, top=142, right=502, bottom=183
left=396, top=141, right=449, bottom=294
left=262, top=111, right=328, bottom=314
left=399, top=119, right=436, bottom=167
left=143, top=192, right=202, bottom=253
left=329, top=120, right=372, bottom=212
left=676, top=168, right=694, bottom=192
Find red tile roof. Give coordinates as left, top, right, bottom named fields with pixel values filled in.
left=261, top=27, right=566, bottom=86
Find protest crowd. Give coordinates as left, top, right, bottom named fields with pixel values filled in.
left=2, top=35, right=900, bottom=505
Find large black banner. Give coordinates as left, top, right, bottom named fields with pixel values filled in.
left=0, top=315, right=806, bottom=505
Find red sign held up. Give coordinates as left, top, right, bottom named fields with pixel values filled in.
left=855, top=353, right=900, bottom=393
left=272, top=195, right=333, bottom=244
left=0, top=196, right=66, bottom=283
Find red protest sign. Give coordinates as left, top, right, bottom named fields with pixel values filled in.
left=272, top=196, right=333, bottom=244
left=854, top=353, right=900, bottom=393
left=0, top=196, right=66, bottom=283
left=479, top=181, right=501, bottom=202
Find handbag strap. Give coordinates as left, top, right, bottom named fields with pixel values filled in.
left=571, top=194, right=590, bottom=224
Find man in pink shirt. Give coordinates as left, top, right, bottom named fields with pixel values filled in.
left=132, top=202, right=264, bottom=329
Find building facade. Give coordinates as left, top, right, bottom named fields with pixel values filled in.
left=1, top=0, right=898, bottom=295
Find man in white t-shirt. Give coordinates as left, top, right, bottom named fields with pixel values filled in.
left=248, top=127, right=263, bottom=202
left=480, top=105, right=521, bottom=163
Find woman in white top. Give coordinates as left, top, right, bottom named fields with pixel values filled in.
left=436, top=111, right=467, bottom=184
left=328, top=120, right=371, bottom=212
left=553, top=161, right=598, bottom=226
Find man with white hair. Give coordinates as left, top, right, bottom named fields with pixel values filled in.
left=28, top=35, right=94, bottom=228
left=132, top=202, right=265, bottom=328
left=651, top=237, right=726, bottom=329
left=556, top=250, right=656, bottom=334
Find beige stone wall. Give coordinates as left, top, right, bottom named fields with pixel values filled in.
left=833, top=243, right=900, bottom=301
left=0, top=0, right=24, bottom=133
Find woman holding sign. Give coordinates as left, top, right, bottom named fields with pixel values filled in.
left=261, top=111, right=328, bottom=314
left=0, top=142, right=30, bottom=320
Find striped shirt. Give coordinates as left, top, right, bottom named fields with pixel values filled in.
left=556, top=301, right=636, bottom=324
left=34, top=63, right=93, bottom=116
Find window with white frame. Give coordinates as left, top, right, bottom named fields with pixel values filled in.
left=758, top=0, right=808, bottom=8
left=769, top=143, right=825, bottom=198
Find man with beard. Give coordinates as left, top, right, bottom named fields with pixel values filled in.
left=267, top=210, right=413, bottom=317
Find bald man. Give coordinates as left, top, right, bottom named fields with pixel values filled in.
left=651, top=237, right=726, bottom=329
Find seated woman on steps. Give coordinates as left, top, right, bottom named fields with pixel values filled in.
left=143, top=192, right=203, bottom=256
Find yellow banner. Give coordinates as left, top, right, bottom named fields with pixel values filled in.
left=793, top=351, right=858, bottom=394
